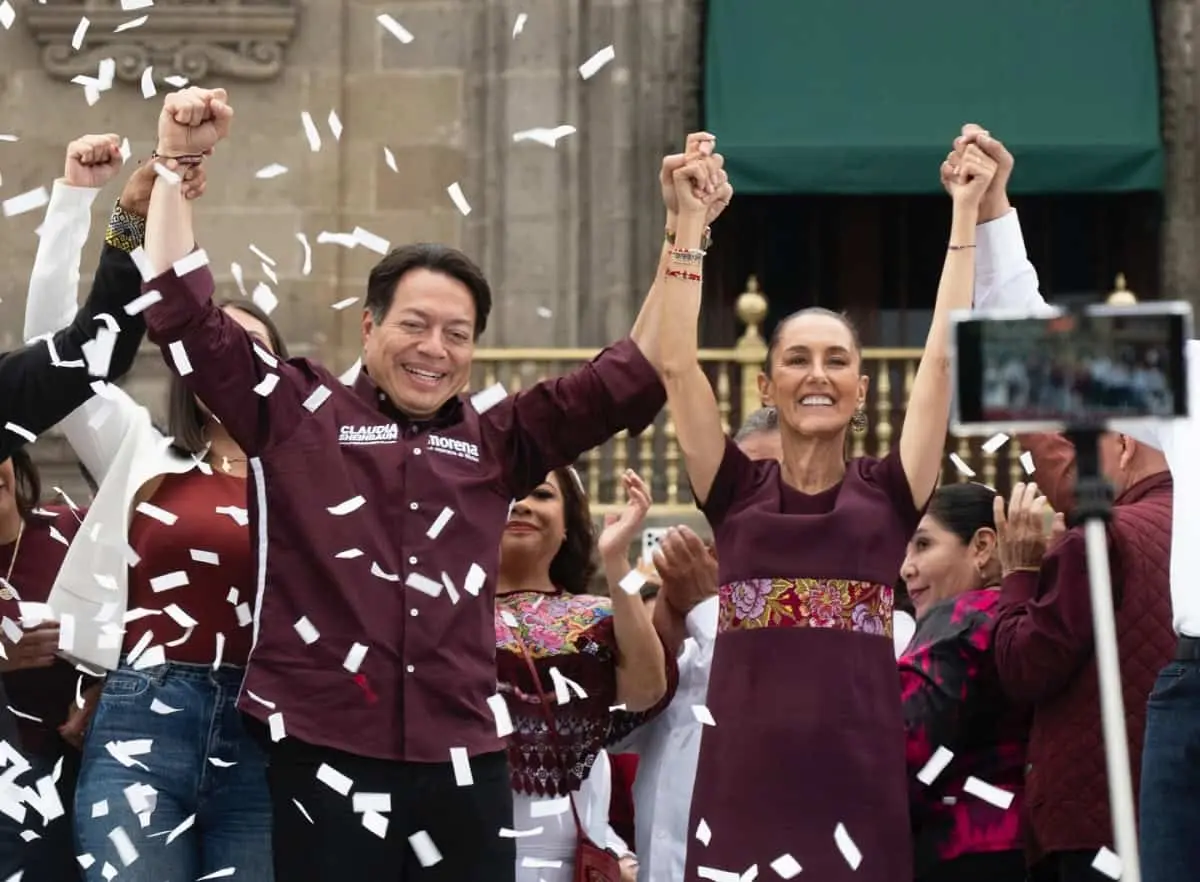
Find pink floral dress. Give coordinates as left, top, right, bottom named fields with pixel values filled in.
left=686, top=439, right=922, bottom=882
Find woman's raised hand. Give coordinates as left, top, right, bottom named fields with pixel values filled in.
left=597, top=469, right=653, bottom=562
left=945, top=142, right=997, bottom=209
left=661, top=132, right=734, bottom=226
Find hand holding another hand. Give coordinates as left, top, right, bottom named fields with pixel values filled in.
left=942, top=124, right=1014, bottom=222
left=662, top=131, right=734, bottom=228
left=118, top=157, right=207, bottom=217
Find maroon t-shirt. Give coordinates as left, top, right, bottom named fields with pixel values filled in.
left=0, top=505, right=83, bottom=755
left=125, top=470, right=253, bottom=666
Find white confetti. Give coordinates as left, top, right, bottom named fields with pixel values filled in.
left=197, top=870, right=235, bottom=880
left=253, top=343, right=278, bottom=368
left=1091, top=846, right=1122, bottom=880
left=487, top=694, right=513, bottom=737
left=317, top=231, right=358, bottom=249
left=92, top=800, right=109, bottom=818
left=149, top=571, right=188, bottom=593
left=578, top=45, right=615, bottom=79
left=295, top=232, right=313, bottom=275
left=3, top=423, right=35, bottom=444
left=0, top=134, right=16, bottom=142
left=691, top=705, right=716, bottom=726
left=3, top=187, right=49, bottom=218
left=383, top=146, right=398, bottom=172
left=328, top=496, right=365, bottom=516
left=82, top=327, right=117, bottom=378
left=512, top=12, right=527, bottom=37
left=536, top=306, right=553, bottom=319
left=377, top=13, right=414, bottom=43
left=261, top=262, right=278, bottom=285
left=948, top=452, right=976, bottom=477
left=248, top=244, right=276, bottom=267
left=251, top=283, right=278, bottom=316
left=150, top=699, right=180, bottom=715
left=618, top=568, right=646, bottom=596
left=327, top=109, right=343, bottom=141
left=470, top=382, right=507, bottom=414
left=153, top=161, right=181, bottom=185
left=769, top=855, right=801, bottom=880
left=316, top=763, right=353, bottom=796
left=982, top=433, right=1010, bottom=454
left=234, top=604, right=251, bottom=627
left=292, top=798, right=313, bottom=823
left=71, top=17, right=90, bottom=49
left=343, top=643, right=368, bottom=673
left=114, top=15, right=148, bottom=33
left=189, top=549, right=219, bottom=566
left=129, top=246, right=156, bottom=281
left=696, top=869, right=739, bottom=882
left=174, top=249, right=209, bottom=277
left=122, top=0, right=155, bottom=10
left=163, top=75, right=189, bottom=88
left=293, top=617, right=320, bottom=645
left=500, top=826, right=545, bottom=838
left=512, top=125, right=577, bottom=148
left=300, top=112, right=322, bottom=152
left=449, top=747, right=473, bottom=786
left=139, top=65, right=155, bottom=98
left=162, top=604, right=197, bottom=629
left=131, top=644, right=165, bottom=670
left=123, top=290, right=162, bottom=315
left=963, top=776, right=1014, bottom=810
left=230, top=261, right=249, bottom=298
left=427, top=507, right=454, bottom=539
left=695, top=818, right=711, bottom=846
left=463, top=563, right=485, bottom=597
left=362, top=810, right=389, bottom=838
left=446, top=182, right=472, bottom=216
left=335, top=548, right=364, bottom=560
left=409, top=831, right=442, bottom=868
left=267, top=711, right=285, bottom=742
left=1020, top=450, right=1036, bottom=474
left=108, top=826, right=138, bottom=866
left=834, top=823, right=862, bottom=870
left=331, top=297, right=359, bottom=311
left=352, top=226, right=390, bottom=255
left=549, top=667, right=588, bottom=704
left=135, top=502, right=178, bottom=525
left=405, top=573, right=443, bottom=597
left=216, top=505, right=249, bottom=526
left=165, top=814, right=194, bottom=845
left=352, top=793, right=390, bottom=814
left=256, top=163, right=288, bottom=179
left=916, top=746, right=955, bottom=785
left=303, top=385, right=332, bottom=413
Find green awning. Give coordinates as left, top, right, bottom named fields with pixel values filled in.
left=704, top=0, right=1164, bottom=195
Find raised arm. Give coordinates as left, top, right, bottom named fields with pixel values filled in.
left=898, top=146, right=997, bottom=509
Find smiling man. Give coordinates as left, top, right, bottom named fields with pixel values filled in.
left=132, top=89, right=726, bottom=882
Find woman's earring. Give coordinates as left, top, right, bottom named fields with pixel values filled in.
left=850, top=407, right=868, bottom=434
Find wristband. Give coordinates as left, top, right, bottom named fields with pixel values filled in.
left=105, top=199, right=147, bottom=253
left=152, top=151, right=205, bottom=166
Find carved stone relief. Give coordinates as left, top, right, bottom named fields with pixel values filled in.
left=23, top=0, right=299, bottom=84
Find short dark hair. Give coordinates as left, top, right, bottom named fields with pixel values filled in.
left=926, top=482, right=998, bottom=546
left=765, top=307, right=862, bottom=375
left=734, top=406, right=778, bottom=442
left=168, top=298, right=289, bottom=455
left=548, top=466, right=597, bottom=595
left=365, top=244, right=493, bottom=340
left=9, top=449, right=42, bottom=519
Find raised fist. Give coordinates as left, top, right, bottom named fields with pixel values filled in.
left=156, top=87, right=234, bottom=158
left=64, top=133, right=124, bottom=188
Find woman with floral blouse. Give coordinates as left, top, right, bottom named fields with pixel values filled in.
left=898, top=482, right=1031, bottom=882
left=495, top=468, right=677, bottom=882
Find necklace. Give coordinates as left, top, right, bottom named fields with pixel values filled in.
left=210, top=454, right=248, bottom=474
left=0, top=519, right=25, bottom=601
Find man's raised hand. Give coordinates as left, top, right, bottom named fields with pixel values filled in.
left=64, top=133, right=124, bottom=189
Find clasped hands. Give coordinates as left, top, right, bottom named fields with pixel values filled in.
left=660, top=132, right=734, bottom=227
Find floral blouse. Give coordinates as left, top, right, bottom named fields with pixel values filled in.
left=495, top=590, right=678, bottom=798
left=899, top=590, right=1030, bottom=875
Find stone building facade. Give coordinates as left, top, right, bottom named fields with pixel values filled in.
left=1, top=0, right=1198, bottom=496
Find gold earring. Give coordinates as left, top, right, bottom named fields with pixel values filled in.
left=850, top=408, right=868, bottom=434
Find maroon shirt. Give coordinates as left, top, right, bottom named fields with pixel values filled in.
left=0, top=505, right=83, bottom=755
left=126, top=471, right=253, bottom=666
left=142, top=262, right=665, bottom=762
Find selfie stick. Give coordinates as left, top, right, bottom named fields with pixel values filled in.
left=1067, top=428, right=1141, bottom=882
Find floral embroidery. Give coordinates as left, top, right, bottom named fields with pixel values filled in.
left=718, top=578, right=894, bottom=638
left=495, top=592, right=614, bottom=659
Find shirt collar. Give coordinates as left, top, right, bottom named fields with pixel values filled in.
left=351, top=368, right=464, bottom=430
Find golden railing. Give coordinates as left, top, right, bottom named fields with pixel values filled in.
left=473, top=276, right=1031, bottom=515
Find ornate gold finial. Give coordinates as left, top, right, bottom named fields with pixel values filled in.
left=1107, top=273, right=1138, bottom=305
left=735, top=276, right=768, bottom=340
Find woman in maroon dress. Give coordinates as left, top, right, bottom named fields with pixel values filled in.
left=645, top=134, right=997, bottom=880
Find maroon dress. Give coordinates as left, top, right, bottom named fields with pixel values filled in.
left=685, top=439, right=921, bottom=881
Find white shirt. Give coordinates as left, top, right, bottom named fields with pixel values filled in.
left=975, top=209, right=1200, bottom=638
left=607, top=597, right=717, bottom=882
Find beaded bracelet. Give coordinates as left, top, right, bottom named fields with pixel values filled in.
left=665, top=268, right=702, bottom=282
left=668, top=247, right=706, bottom=266
left=152, top=151, right=205, bottom=167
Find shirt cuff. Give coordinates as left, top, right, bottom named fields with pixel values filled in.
left=1000, top=570, right=1040, bottom=606
left=105, top=200, right=147, bottom=253
left=685, top=596, right=719, bottom=646
left=592, top=338, right=667, bottom=435
left=48, top=179, right=102, bottom=213
left=975, top=209, right=1025, bottom=306
left=142, top=256, right=217, bottom=341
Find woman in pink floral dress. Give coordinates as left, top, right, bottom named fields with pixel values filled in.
left=495, top=468, right=678, bottom=881
left=641, top=134, right=997, bottom=880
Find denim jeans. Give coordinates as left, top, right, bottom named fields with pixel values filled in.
left=74, top=662, right=273, bottom=881
left=0, top=747, right=80, bottom=881
left=1139, top=658, right=1200, bottom=882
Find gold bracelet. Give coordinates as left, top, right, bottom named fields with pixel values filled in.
left=948, top=244, right=977, bottom=251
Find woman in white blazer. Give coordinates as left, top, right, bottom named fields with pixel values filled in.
left=25, top=154, right=278, bottom=882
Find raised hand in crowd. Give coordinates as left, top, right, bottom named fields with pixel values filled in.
left=660, top=131, right=734, bottom=227
left=598, top=469, right=653, bottom=563
left=119, top=155, right=207, bottom=216
left=942, top=123, right=1015, bottom=222
left=0, top=621, right=60, bottom=672
left=156, top=86, right=234, bottom=157
left=62, top=133, right=124, bottom=188
left=993, top=480, right=1054, bottom=576
left=942, top=141, right=999, bottom=208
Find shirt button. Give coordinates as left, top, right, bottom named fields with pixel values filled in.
left=406, top=664, right=415, bottom=674
left=410, top=609, right=419, bottom=617
left=413, top=448, right=422, bottom=456
left=408, top=555, right=418, bottom=565
left=409, top=502, right=418, bottom=511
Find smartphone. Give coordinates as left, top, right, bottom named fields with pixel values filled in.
left=641, top=528, right=670, bottom=566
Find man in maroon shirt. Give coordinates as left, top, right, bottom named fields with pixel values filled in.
left=135, top=88, right=700, bottom=882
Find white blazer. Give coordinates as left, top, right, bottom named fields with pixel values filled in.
left=26, top=181, right=209, bottom=671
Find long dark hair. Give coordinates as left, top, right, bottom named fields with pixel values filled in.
left=167, top=298, right=289, bottom=455
left=8, top=449, right=41, bottom=519
left=548, top=466, right=597, bottom=595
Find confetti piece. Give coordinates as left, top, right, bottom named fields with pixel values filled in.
left=449, top=747, right=473, bottom=786
left=343, top=642, right=368, bottom=673
left=500, top=826, right=546, bottom=838
left=834, top=823, right=862, bottom=870
left=335, top=548, right=364, bottom=559
left=549, top=667, right=588, bottom=704
left=82, top=327, right=117, bottom=378
left=362, top=810, right=389, bottom=838
left=537, top=306, right=553, bottom=319
left=129, top=246, right=156, bottom=281
left=123, top=290, right=162, bottom=315
left=427, top=507, right=454, bottom=539
left=150, top=699, right=180, bottom=715
left=234, top=604, right=251, bottom=627
left=352, top=793, right=390, bottom=814
left=692, top=705, right=716, bottom=726
left=131, top=644, right=166, bottom=670
left=164, top=814, right=194, bottom=846
left=107, top=826, right=139, bottom=866
left=150, top=571, right=188, bottom=592
left=948, top=452, right=975, bottom=477
left=216, top=505, right=249, bottom=526
left=618, top=569, right=646, bottom=596
left=963, top=776, right=1014, bottom=809
left=267, top=711, right=286, bottom=742
left=470, top=382, right=507, bottom=414
left=92, top=800, right=109, bottom=818
left=353, top=226, right=390, bottom=255
left=115, top=15, right=148, bottom=33
left=3, top=187, right=49, bottom=218
left=328, top=496, right=365, bottom=516
left=447, top=182, right=471, bottom=216
left=487, top=694, right=514, bottom=737
left=383, top=146, right=398, bottom=172
left=135, top=502, right=178, bottom=525
left=256, top=163, right=288, bottom=179
left=174, top=249, right=209, bottom=276
left=140, top=65, right=155, bottom=98
left=300, top=112, right=322, bottom=152
left=512, top=125, right=577, bottom=148
left=317, top=230, right=359, bottom=249
left=464, top=563, right=485, bottom=597
left=579, top=45, right=615, bottom=79
left=1020, top=451, right=1035, bottom=474
left=695, top=819, right=711, bottom=846
left=261, top=262, right=278, bottom=285
left=292, top=798, right=313, bottom=823
left=409, top=831, right=442, bottom=868
left=377, top=13, right=414, bottom=43
left=916, top=745, right=955, bottom=785
left=122, top=0, right=155, bottom=10
left=982, top=433, right=1010, bottom=454
left=512, top=12, right=527, bottom=37
left=328, top=109, right=344, bottom=141
left=3, top=423, right=35, bottom=444
left=316, top=763, right=353, bottom=796
left=72, top=17, right=90, bottom=49
left=528, top=797, right=570, bottom=818
left=294, top=232, right=313, bottom=275
left=303, top=385, right=332, bottom=413
left=293, top=617, right=320, bottom=645
left=251, top=283, right=278, bottom=315
left=153, top=161, right=181, bottom=185
left=769, top=855, right=801, bottom=879
left=1091, top=847, right=1122, bottom=880
left=164, top=75, right=189, bottom=88
left=197, top=870, right=235, bottom=880
left=696, top=869, right=739, bottom=882
left=405, top=572, right=441, bottom=596
left=331, top=296, right=359, bottom=311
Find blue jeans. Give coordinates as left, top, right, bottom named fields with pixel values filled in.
left=1139, top=659, right=1200, bottom=882
left=74, top=662, right=273, bottom=881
